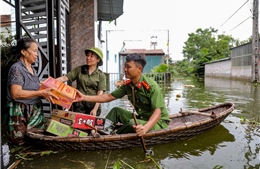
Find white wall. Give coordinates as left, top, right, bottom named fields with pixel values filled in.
left=205, top=60, right=231, bottom=78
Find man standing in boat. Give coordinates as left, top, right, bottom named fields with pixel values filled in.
left=74, top=53, right=170, bottom=136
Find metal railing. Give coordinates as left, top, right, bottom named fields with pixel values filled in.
left=100, top=72, right=172, bottom=116
left=104, top=72, right=171, bottom=92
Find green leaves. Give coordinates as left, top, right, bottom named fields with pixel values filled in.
left=113, top=159, right=134, bottom=169
left=181, top=27, right=237, bottom=76
left=112, top=157, right=161, bottom=169
left=152, top=64, right=168, bottom=73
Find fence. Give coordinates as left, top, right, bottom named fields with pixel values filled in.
left=105, top=72, right=171, bottom=92
left=101, top=72, right=172, bottom=117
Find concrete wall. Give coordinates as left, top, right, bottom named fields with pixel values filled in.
left=231, top=66, right=252, bottom=81
left=205, top=59, right=260, bottom=82
left=205, top=59, right=231, bottom=78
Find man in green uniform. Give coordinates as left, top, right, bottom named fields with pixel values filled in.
left=74, top=53, right=170, bottom=136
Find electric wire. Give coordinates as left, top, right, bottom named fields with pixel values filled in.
left=229, top=15, right=251, bottom=31
left=219, top=0, right=249, bottom=29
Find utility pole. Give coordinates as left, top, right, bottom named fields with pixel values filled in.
left=252, top=0, right=259, bottom=83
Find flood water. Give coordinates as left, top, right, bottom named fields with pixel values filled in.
left=1, top=76, right=260, bottom=169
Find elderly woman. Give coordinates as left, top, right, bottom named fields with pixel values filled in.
left=56, top=47, right=106, bottom=116
left=6, top=37, right=58, bottom=145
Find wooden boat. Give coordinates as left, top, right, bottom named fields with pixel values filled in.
left=26, top=102, right=235, bottom=151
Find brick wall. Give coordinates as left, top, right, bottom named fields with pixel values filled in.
left=0, top=15, right=11, bottom=27
left=69, top=0, right=95, bottom=70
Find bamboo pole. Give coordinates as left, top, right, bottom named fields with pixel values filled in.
left=179, top=109, right=216, bottom=118
left=85, top=122, right=108, bottom=135
left=9, top=148, right=32, bottom=169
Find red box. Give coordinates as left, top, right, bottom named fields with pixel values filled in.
left=51, top=109, right=98, bottom=130
left=40, top=77, right=77, bottom=109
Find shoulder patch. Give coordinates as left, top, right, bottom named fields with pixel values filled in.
left=142, top=81, right=150, bottom=90
left=124, top=80, right=131, bottom=85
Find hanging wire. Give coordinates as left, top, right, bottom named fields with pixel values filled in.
left=219, top=0, right=250, bottom=29
left=229, top=15, right=251, bottom=31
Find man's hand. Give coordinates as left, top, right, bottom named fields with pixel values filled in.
left=133, top=124, right=148, bottom=137
left=74, top=90, right=85, bottom=102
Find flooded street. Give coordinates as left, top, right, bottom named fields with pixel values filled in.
left=2, top=77, right=260, bottom=169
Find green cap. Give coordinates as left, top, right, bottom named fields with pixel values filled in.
left=85, top=47, right=103, bottom=66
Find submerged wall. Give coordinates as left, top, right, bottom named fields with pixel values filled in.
left=205, top=59, right=231, bottom=78
left=204, top=59, right=259, bottom=82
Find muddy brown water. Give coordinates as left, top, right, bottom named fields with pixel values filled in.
left=1, top=77, right=259, bottom=169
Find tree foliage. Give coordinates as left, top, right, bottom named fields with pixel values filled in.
left=179, top=27, right=237, bottom=76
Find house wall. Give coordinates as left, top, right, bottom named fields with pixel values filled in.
left=69, top=0, right=95, bottom=70
left=119, top=55, right=164, bottom=74
left=0, top=15, right=11, bottom=45
left=145, top=55, right=163, bottom=73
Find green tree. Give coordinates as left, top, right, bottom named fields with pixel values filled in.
left=175, top=59, right=194, bottom=76
left=182, top=27, right=236, bottom=76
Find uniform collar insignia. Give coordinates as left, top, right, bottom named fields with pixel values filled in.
left=137, top=82, right=142, bottom=89
left=124, top=79, right=150, bottom=90
left=141, top=81, right=150, bottom=90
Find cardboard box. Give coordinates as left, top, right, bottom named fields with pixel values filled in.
left=51, top=109, right=100, bottom=130
left=40, top=77, right=76, bottom=109
left=46, top=119, right=88, bottom=137
left=95, top=117, right=112, bottom=130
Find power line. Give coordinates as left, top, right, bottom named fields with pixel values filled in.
left=219, top=0, right=249, bottom=29
left=229, top=15, right=251, bottom=31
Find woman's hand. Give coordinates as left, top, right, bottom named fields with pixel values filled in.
left=40, top=88, right=59, bottom=103
left=90, top=109, right=97, bottom=116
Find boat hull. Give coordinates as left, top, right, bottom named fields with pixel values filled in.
left=26, top=102, right=235, bottom=150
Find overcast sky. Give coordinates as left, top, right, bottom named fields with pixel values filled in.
left=1, top=0, right=255, bottom=60
left=104, top=0, right=254, bottom=60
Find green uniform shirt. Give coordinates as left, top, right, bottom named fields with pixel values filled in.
left=111, top=75, right=170, bottom=122
left=66, top=65, right=106, bottom=95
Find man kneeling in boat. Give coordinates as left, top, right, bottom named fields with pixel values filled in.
left=74, top=53, right=170, bottom=136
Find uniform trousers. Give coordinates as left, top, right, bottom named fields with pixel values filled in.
left=106, top=107, right=168, bottom=134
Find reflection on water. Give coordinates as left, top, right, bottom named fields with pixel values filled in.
left=204, top=77, right=260, bottom=118
left=1, top=77, right=260, bottom=169
left=152, top=124, right=235, bottom=159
